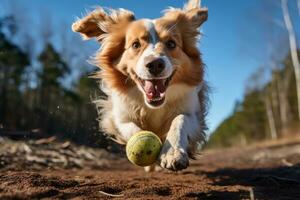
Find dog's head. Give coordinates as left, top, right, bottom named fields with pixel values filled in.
left=72, top=0, right=207, bottom=108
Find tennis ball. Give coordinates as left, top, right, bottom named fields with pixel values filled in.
left=126, top=131, right=162, bottom=167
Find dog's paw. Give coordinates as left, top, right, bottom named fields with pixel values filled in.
left=158, top=147, right=189, bottom=171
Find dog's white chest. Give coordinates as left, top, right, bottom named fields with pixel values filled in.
left=110, top=84, right=201, bottom=138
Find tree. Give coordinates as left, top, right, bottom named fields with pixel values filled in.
left=0, top=31, right=29, bottom=128
left=281, top=0, right=300, bottom=120
left=207, top=89, right=267, bottom=148
left=37, top=43, right=70, bottom=132
left=265, top=85, right=278, bottom=140
left=207, top=51, right=299, bottom=149
left=0, top=3, right=111, bottom=149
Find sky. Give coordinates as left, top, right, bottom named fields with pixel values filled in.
left=1, top=0, right=297, bottom=133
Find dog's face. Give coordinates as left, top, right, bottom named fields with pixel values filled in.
left=72, top=0, right=208, bottom=108
left=119, top=19, right=175, bottom=108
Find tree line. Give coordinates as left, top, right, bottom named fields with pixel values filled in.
left=0, top=12, right=112, bottom=148
left=207, top=52, right=299, bottom=148
left=207, top=0, right=300, bottom=148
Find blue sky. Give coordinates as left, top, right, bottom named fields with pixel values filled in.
left=1, top=0, right=297, bottom=133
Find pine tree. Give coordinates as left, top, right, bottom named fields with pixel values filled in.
left=37, top=43, right=70, bottom=133
left=0, top=32, right=29, bottom=129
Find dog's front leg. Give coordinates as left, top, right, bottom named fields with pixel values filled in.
left=159, top=114, right=202, bottom=171
left=115, top=120, right=142, bottom=141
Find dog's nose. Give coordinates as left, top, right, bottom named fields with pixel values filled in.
left=146, top=58, right=165, bottom=76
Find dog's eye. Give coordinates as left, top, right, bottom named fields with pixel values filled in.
left=132, top=41, right=141, bottom=49
left=166, top=40, right=176, bottom=50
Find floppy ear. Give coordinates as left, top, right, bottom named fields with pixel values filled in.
left=183, top=0, right=208, bottom=28
left=72, top=8, right=135, bottom=41
left=161, top=0, right=208, bottom=58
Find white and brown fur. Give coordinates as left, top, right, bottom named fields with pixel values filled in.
left=72, top=0, right=209, bottom=171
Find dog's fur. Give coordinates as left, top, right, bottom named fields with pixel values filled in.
left=72, top=0, right=209, bottom=171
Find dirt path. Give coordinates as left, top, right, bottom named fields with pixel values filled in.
left=1, top=139, right=300, bottom=199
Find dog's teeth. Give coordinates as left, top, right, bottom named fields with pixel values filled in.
left=163, top=79, right=167, bottom=86
left=152, top=96, right=163, bottom=102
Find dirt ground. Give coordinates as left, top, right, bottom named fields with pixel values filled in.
left=1, top=137, right=300, bottom=200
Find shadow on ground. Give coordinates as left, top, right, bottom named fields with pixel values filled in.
left=199, top=164, right=300, bottom=199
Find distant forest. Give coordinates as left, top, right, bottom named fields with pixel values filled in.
left=207, top=52, right=300, bottom=148
left=0, top=10, right=112, bottom=148
left=207, top=0, right=300, bottom=149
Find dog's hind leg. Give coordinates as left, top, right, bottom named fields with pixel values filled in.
left=144, top=164, right=162, bottom=172
left=144, top=164, right=156, bottom=172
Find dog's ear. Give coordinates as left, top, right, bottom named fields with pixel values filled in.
left=72, top=8, right=135, bottom=41
left=183, top=0, right=208, bottom=28
left=162, top=0, right=208, bottom=58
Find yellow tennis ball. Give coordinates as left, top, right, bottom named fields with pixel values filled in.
left=126, top=131, right=162, bottom=167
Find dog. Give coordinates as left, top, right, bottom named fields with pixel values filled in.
left=72, top=0, right=208, bottom=171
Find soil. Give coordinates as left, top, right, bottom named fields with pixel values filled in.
left=1, top=137, right=300, bottom=200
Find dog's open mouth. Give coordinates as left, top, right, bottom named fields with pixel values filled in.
left=138, top=76, right=172, bottom=107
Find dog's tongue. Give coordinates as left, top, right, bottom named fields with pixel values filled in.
left=144, top=80, right=166, bottom=100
